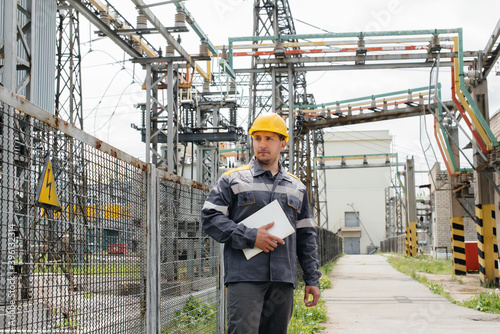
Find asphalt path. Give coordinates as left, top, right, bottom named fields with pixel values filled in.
left=319, top=254, right=500, bottom=334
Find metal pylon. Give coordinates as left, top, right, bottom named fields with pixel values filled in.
left=56, top=1, right=83, bottom=128
left=251, top=0, right=327, bottom=228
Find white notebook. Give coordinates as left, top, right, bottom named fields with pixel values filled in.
left=238, top=199, right=295, bottom=260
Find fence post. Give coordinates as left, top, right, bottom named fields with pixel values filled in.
left=218, top=243, right=225, bottom=334
left=146, top=165, right=160, bottom=333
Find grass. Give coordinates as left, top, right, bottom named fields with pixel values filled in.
left=459, top=292, right=500, bottom=314
left=287, top=256, right=341, bottom=333
left=386, top=253, right=500, bottom=315
left=32, top=263, right=142, bottom=279
left=162, top=295, right=217, bottom=334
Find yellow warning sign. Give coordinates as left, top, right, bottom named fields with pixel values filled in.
left=36, top=157, right=61, bottom=210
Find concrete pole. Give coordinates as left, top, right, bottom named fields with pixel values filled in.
left=448, top=126, right=466, bottom=275
left=406, top=158, right=418, bottom=257
left=472, top=79, right=499, bottom=287
left=146, top=166, right=160, bottom=333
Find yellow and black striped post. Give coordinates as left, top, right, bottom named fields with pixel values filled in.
left=409, top=222, right=417, bottom=257
left=450, top=217, right=466, bottom=275
left=475, top=204, right=499, bottom=286
left=405, top=158, right=418, bottom=257
left=405, top=226, right=410, bottom=256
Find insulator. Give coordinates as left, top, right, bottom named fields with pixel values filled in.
left=221, top=47, right=228, bottom=61
left=407, top=90, right=413, bottom=104
left=230, top=81, right=236, bottom=91
left=175, top=8, right=186, bottom=28
left=431, top=34, right=440, bottom=50
left=137, top=13, right=147, bottom=29
left=100, top=12, right=110, bottom=26
left=166, top=43, right=175, bottom=55
left=370, top=97, right=377, bottom=110
left=203, top=81, right=210, bottom=92
left=467, top=70, right=479, bottom=79
left=320, top=106, right=326, bottom=117
left=464, top=77, right=471, bottom=88
left=274, top=40, right=286, bottom=58
left=356, top=34, right=366, bottom=55
left=335, top=102, right=341, bottom=115
left=133, top=41, right=142, bottom=55
left=199, top=40, right=209, bottom=57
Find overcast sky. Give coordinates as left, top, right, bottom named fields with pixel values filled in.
left=79, top=0, right=500, bottom=186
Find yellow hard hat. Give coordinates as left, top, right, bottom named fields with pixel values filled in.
left=249, top=113, right=289, bottom=142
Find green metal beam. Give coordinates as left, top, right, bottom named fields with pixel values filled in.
left=296, top=85, right=434, bottom=109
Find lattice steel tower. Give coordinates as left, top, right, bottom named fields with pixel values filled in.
left=251, top=0, right=328, bottom=228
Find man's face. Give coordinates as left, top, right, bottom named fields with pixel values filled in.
left=252, top=131, right=287, bottom=167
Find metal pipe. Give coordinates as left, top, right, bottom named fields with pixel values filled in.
left=228, top=29, right=460, bottom=67
left=452, top=39, right=492, bottom=150
left=230, top=45, right=449, bottom=57
left=234, top=61, right=473, bottom=73
left=455, top=33, right=498, bottom=147
left=450, top=65, right=487, bottom=153
left=222, top=37, right=456, bottom=50
left=254, top=51, right=467, bottom=65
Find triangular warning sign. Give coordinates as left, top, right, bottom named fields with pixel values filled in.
left=36, top=157, right=61, bottom=210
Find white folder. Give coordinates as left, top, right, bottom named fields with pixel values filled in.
left=238, top=199, right=295, bottom=260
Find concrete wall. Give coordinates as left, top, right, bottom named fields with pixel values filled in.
left=428, top=163, right=476, bottom=258
left=323, top=130, right=392, bottom=254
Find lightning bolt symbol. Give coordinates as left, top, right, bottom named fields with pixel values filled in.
left=46, top=168, right=52, bottom=201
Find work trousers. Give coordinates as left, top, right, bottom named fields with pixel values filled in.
left=226, top=281, right=294, bottom=334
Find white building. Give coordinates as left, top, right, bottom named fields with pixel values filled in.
left=323, top=130, right=393, bottom=254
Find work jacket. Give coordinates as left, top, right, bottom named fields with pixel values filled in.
left=201, top=156, right=321, bottom=287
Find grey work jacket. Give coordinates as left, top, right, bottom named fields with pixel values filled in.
left=201, top=156, right=321, bottom=287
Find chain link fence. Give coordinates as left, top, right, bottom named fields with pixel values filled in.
left=0, top=87, right=216, bottom=333
left=317, top=228, right=343, bottom=266
left=379, top=234, right=406, bottom=254
left=1, top=87, right=344, bottom=333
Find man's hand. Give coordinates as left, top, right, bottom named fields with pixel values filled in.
left=304, top=285, right=320, bottom=307
left=254, top=222, right=285, bottom=253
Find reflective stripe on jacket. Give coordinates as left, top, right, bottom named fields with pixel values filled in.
left=201, top=156, right=321, bottom=287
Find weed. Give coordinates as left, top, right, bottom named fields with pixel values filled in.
left=460, top=292, right=500, bottom=314
left=288, top=288, right=327, bottom=334
left=163, top=295, right=216, bottom=333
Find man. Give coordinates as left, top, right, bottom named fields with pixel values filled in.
left=201, top=112, right=321, bottom=334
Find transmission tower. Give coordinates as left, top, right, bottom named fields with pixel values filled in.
left=251, top=0, right=328, bottom=228
left=56, top=1, right=83, bottom=128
